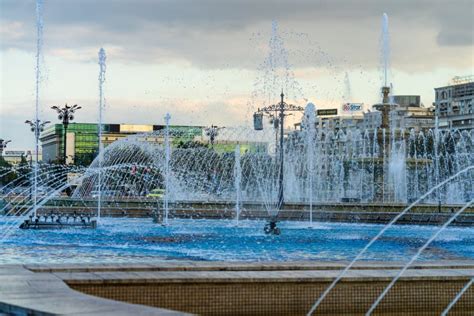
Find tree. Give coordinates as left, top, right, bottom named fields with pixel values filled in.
left=15, top=154, right=32, bottom=186
left=0, top=156, right=17, bottom=186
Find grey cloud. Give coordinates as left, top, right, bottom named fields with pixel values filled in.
left=0, top=0, right=473, bottom=70
left=433, top=0, right=473, bottom=47
left=437, top=29, right=473, bottom=46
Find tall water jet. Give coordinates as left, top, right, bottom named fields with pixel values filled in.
left=97, top=48, right=106, bottom=222
left=388, top=135, right=407, bottom=202
left=164, top=113, right=171, bottom=225
left=389, top=82, right=395, bottom=104
left=303, top=103, right=316, bottom=225
left=343, top=72, right=352, bottom=102
left=434, top=116, right=441, bottom=205
left=306, top=165, right=474, bottom=315
left=381, top=13, right=390, bottom=89
left=441, top=278, right=473, bottom=316
left=366, top=198, right=474, bottom=315
left=33, top=0, right=44, bottom=216
left=234, top=144, right=242, bottom=223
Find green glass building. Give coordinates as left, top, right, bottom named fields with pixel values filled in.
left=41, top=123, right=99, bottom=165
left=40, top=123, right=204, bottom=166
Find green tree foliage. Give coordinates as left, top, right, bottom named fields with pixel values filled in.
left=0, top=156, right=17, bottom=185
left=16, top=154, right=32, bottom=186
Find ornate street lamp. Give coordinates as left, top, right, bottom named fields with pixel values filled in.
left=205, top=125, right=224, bottom=147
left=253, top=92, right=304, bottom=212
left=25, top=119, right=50, bottom=139
left=0, top=139, right=11, bottom=156
left=25, top=118, right=50, bottom=165
left=25, top=119, right=50, bottom=214
left=51, top=104, right=81, bottom=164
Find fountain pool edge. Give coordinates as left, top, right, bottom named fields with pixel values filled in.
left=2, top=260, right=473, bottom=315
left=0, top=265, right=189, bottom=316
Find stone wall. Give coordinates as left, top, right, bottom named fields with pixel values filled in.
left=69, top=277, right=473, bottom=315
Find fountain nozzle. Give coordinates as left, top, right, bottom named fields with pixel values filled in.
left=264, top=217, right=281, bottom=235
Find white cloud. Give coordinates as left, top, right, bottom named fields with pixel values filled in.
left=0, top=21, right=25, bottom=41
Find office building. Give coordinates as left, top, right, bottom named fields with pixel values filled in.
left=40, top=123, right=203, bottom=165
left=434, top=76, right=474, bottom=130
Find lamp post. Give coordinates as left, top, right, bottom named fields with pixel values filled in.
left=25, top=119, right=49, bottom=216
left=51, top=104, right=81, bottom=164
left=205, top=125, right=224, bottom=147
left=0, top=139, right=11, bottom=156
left=25, top=119, right=50, bottom=162
left=253, top=92, right=304, bottom=212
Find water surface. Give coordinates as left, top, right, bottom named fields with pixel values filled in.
left=1, top=218, right=473, bottom=264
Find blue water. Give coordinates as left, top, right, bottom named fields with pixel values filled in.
left=1, top=218, right=473, bottom=264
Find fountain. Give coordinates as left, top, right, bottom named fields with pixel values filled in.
left=0, top=9, right=473, bottom=315
left=233, top=144, right=242, bottom=223
left=0, top=12, right=471, bottom=231
left=163, top=113, right=171, bottom=225
left=97, top=47, right=106, bottom=223
left=306, top=165, right=474, bottom=315
left=366, top=198, right=474, bottom=315
left=343, top=72, right=351, bottom=102
left=302, top=103, right=317, bottom=225
left=54, top=123, right=471, bottom=217
left=32, top=0, right=44, bottom=217
left=441, top=278, right=474, bottom=315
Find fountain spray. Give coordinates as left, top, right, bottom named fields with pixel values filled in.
left=343, top=72, right=351, bottom=102
left=381, top=13, right=390, bottom=88
left=307, top=165, right=474, bottom=315
left=33, top=0, right=44, bottom=217
left=234, top=144, right=242, bottom=223
left=164, top=113, right=171, bottom=225
left=441, top=278, right=473, bottom=316
left=303, top=103, right=316, bottom=225
left=366, top=198, right=474, bottom=315
left=98, top=48, right=106, bottom=223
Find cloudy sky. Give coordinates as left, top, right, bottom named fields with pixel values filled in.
left=1, top=0, right=473, bottom=150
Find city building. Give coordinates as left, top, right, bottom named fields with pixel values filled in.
left=296, top=95, right=434, bottom=133
left=371, top=94, right=434, bottom=131
left=389, top=95, right=434, bottom=131
left=41, top=123, right=98, bottom=165
left=434, top=76, right=474, bottom=130
left=393, top=95, right=421, bottom=107
left=315, top=115, right=365, bottom=132
left=389, top=105, right=434, bottom=131
left=316, top=103, right=365, bottom=132
left=295, top=103, right=366, bottom=132
left=362, top=110, right=382, bottom=130
left=40, top=123, right=204, bottom=165
left=2, top=150, right=41, bottom=165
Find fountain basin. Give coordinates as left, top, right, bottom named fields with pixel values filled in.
left=1, top=218, right=474, bottom=264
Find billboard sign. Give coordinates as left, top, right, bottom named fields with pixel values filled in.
left=317, top=109, right=338, bottom=116
left=342, top=103, right=363, bottom=112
